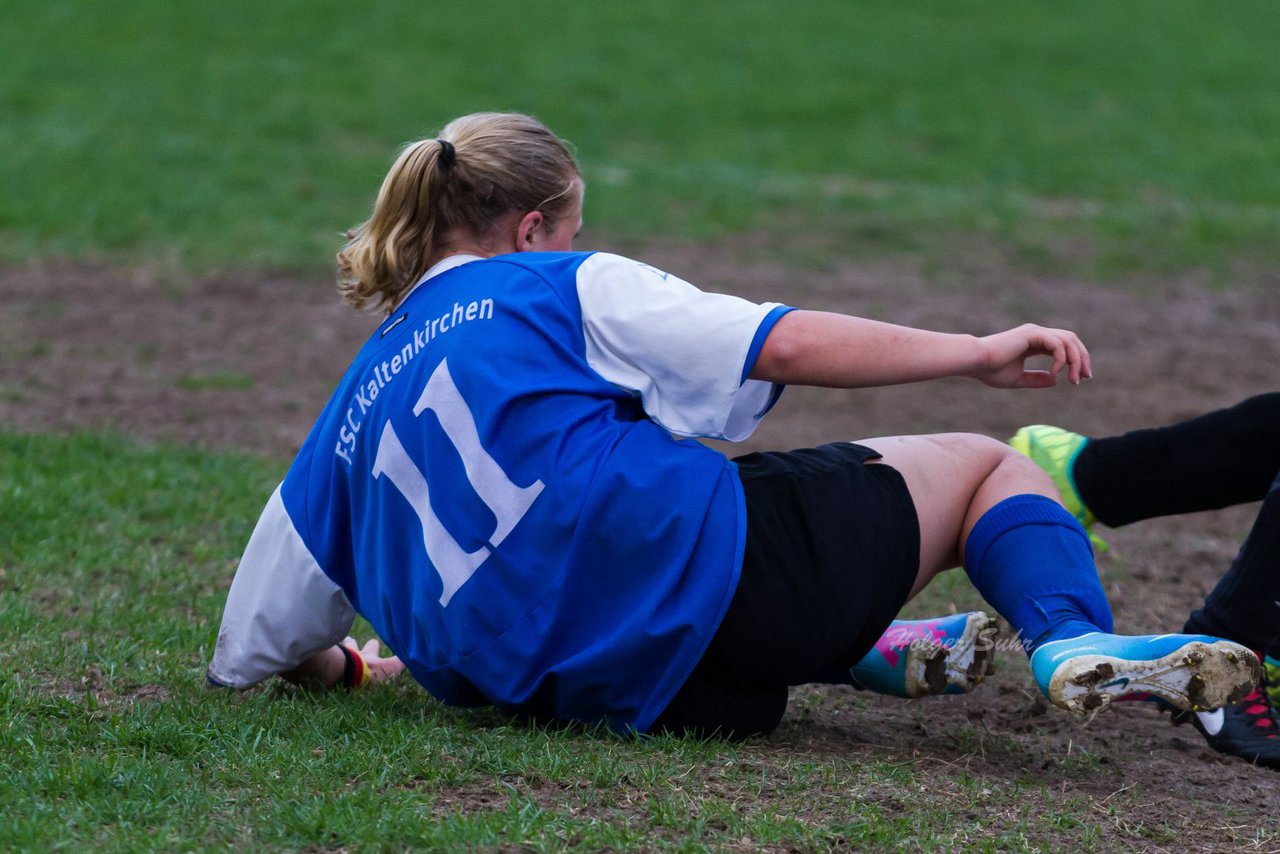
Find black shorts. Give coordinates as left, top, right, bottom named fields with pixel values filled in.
left=651, top=442, right=920, bottom=739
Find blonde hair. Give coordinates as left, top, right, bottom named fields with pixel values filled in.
left=337, top=112, right=582, bottom=313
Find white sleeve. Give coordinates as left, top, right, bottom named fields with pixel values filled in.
left=576, top=252, right=789, bottom=441
left=206, top=486, right=355, bottom=688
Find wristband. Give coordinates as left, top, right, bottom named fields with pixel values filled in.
left=338, top=644, right=371, bottom=689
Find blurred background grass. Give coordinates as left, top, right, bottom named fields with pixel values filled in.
left=2, top=1, right=1278, bottom=280
left=4, top=5, right=1280, bottom=848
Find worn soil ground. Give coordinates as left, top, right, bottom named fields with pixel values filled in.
left=3, top=240, right=1278, bottom=849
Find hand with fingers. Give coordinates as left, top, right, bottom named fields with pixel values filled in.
left=971, top=323, right=1093, bottom=389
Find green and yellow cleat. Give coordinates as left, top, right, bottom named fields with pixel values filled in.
left=1009, top=424, right=1109, bottom=552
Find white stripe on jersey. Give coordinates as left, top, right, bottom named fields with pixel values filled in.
left=576, top=253, right=783, bottom=441
left=207, top=486, right=355, bottom=687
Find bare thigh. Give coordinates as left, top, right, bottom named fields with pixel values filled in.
left=857, top=433, right=1058, bottom=598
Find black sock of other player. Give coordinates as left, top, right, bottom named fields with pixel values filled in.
left=1073, top=392, right=1280, bottom=528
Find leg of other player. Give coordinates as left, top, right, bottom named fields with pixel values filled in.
left=1185, top=465, right=1280, bottom=654
left=1075, top=392, right=1280, bottom=527
left=1178, top=465, right=1280, bottom=767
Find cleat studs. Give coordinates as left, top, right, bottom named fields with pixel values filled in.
left=1072, top=662, right=1116, bottom=687
left=1226, top=683, right=1253, bottom=705
left=1185, top=651, right=1204, bottom=666
left=1187, top=673, right=1207, bottom=707
left=924, top=653, right=948, bottom=694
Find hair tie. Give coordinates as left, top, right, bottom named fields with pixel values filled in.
left=438, top=139, right=456, bottom=169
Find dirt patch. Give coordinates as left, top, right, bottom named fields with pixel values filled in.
left=29, top=665, right=171, bottom=712
left=0, top=262, right=367, bottom=458
left=4, top=244, right=1279, bottom=846
left=4, top=248, right=1276, bottom=459
left=5, top=247, right=1274, bottom=459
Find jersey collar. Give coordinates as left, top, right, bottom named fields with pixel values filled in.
left=398, top=254, right=485, bottom=305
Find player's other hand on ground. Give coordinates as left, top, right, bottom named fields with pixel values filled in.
left=972, top=323, right=1092, bottom=390
left=343, top=636, right=405, bottom=685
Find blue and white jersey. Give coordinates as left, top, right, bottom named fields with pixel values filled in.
left=208, top=251, right=792, bottom=731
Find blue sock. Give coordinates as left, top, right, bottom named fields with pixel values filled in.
left=963, top=494, right=1113, bottom=654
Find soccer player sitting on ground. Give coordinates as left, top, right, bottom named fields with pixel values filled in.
left=206, top=112, right=1259, bottom=739
left=1012, top=392, right=1280, bottom=768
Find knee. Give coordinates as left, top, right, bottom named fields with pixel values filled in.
left=932, top=432, right=1023, bottom=468
left=934, top=433, right=1047, bottom=488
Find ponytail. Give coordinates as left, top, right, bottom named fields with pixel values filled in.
left=337, top=139, right=451, bottom=313
left=337, top=113, right=581, bottom=314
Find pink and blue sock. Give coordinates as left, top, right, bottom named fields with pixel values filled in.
left=963, top=494, right=1112, bottom=653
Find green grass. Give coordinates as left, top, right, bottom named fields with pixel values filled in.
left=0, top=431, right=1235, bottom=851
left=2, top=1, right=1279, bottom=280
left=174, top=372, right=255, bottom=392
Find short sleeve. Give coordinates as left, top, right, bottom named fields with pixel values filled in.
left=206, top=485, right=356, bottom=688
left=576, top=253, right=792, bottom=441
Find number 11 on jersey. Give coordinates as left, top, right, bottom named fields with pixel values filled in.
left=371, top=358, right=544, bottom=606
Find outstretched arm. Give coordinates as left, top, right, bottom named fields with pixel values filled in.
left=749, top=310, right=1091, bottom=390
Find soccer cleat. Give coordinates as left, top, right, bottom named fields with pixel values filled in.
left=1009, top=425, right=1108, bottom=551
left=1265, top=655, right=1280, bottom=707
left=849, top=611, right=998, bottom=698
left=1175, top=672, right=1280, bottom=770
left=1030, top=632, right=1261, bottom=715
